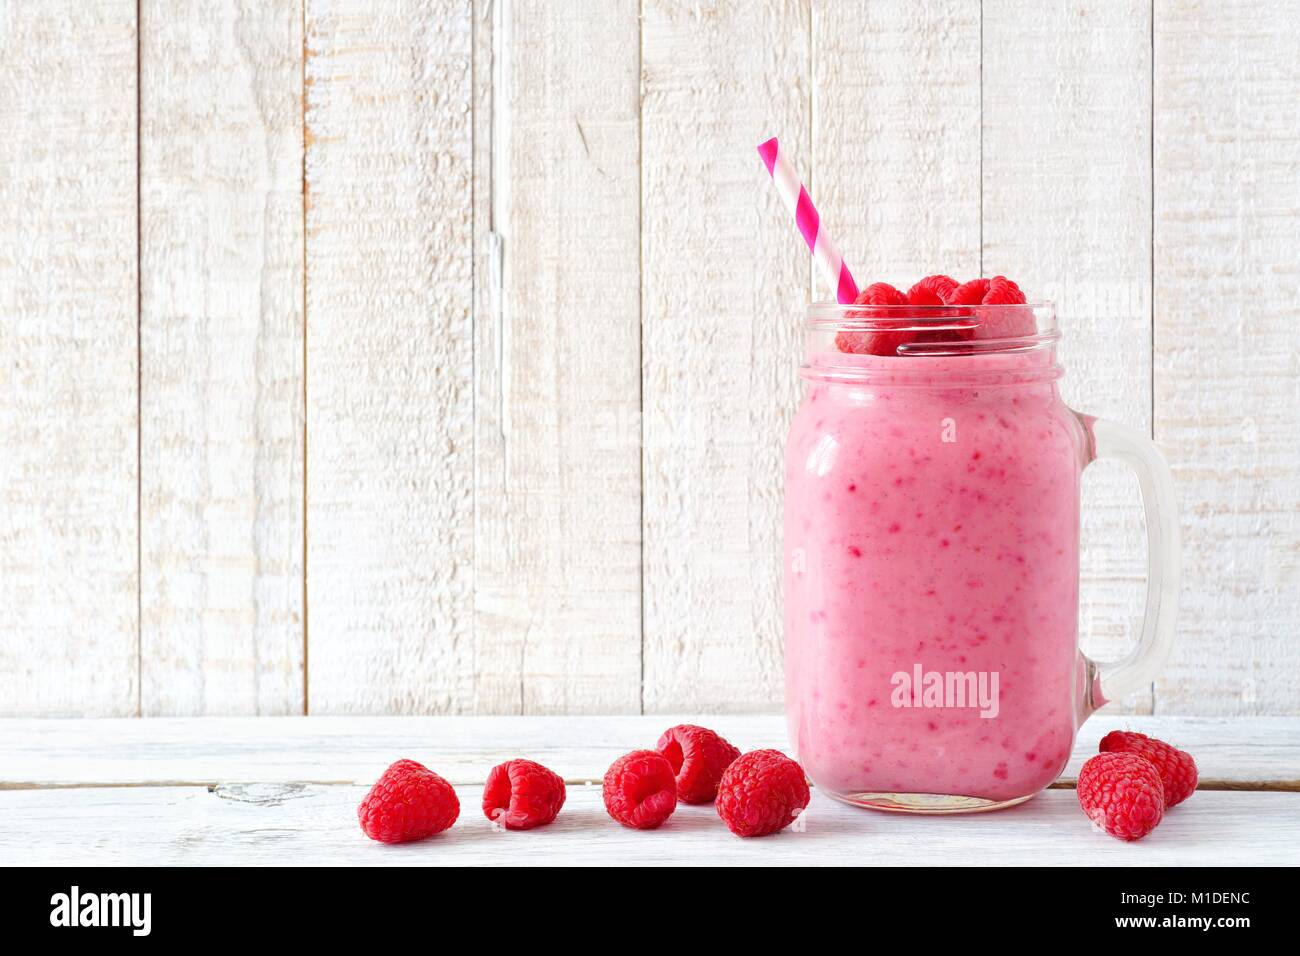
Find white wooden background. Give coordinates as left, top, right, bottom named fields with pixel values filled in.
left=0, top=0, right=1296, bottom=718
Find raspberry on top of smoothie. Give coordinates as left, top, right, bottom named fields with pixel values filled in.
left=834, top=274, right=1031, bottom=356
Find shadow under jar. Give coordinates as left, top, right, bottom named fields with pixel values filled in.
left=783, top=302, right=1179, bottom=812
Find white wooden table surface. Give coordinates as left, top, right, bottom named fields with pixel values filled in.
left=2, top=716, right=1296, bottom=866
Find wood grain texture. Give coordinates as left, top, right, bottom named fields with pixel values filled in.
left=304, top=0, right=475, bottom=713
left=813, top=0, right=981, bottom=283
left=2, top=714, right=1296, bottom=865
left=2, top=3, right=1299, bottom=719
left=1153, top=0, right=1300, bottom=714
left=471, top=0, right=642, bottom=714
left=983, top=0, right=1154, bottom=713
left=641, top=0, right=810, bottom=712
left=139, top=0, right=305, bottom=715
left=1, top=715, right=1295, bottom=788
left=4, top=784, right=1294, bottom=866
left=0, top=1, right=139, bottom=716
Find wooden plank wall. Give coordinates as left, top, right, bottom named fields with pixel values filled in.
left=1153, top=0, right=1300, bottom=713
left=303, top=0, right=476, bottom=714
left=0, top=0, right=139, bottom=716
left=0, top=1, right=1295, bottom=716
left=473, top=0, right=643, bottom=714
left=641, top=0, right=810, bottom=711
left=139, top=0, right=305, bottom=715
left=983, top=0, right=1155, bottom=711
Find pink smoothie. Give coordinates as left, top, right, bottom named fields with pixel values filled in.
left=784, top=349, right=1089, bottom=805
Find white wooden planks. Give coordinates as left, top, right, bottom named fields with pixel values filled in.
left=982, top=0, right=1155, bottom=713
left=1153, top=0, right=1300, bottom=714
left=139, top=0, right=305, bottom=715
left=813, top=0, right=981, bottom=283
left=0, top=3, right=1297, bottom=719
left=5, top=784, right=1295, bottom=867
left=641, top=0, right=811, bottom=712
left=471, top=0, right=642, bottom=714
left=1, top=714, right=1295, bottom=789
left=303, top=0, right=475, bottom=713
left=1, top=715, right=1296, bottom=866
left=0, top=1, right=140, bottom=716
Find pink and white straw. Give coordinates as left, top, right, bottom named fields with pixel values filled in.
left=757, top=137, right=859, bottom=304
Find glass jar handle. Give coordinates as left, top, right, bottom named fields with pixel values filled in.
left=1077, top=415, right=1181, bottom=712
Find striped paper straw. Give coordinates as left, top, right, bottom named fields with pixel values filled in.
left=757, top=137, right=859, bottom=304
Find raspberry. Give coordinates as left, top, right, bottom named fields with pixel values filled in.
left=656, top=724, right=742, bottom=804
left=905, top=273, right=973, bottom=347
left=945, top=277, right=991, bottom=306
left=482, top=758, right=567, bottom=830
left=358, top=759, right=460, bottom=844
left=1099, top=731, right=1198, bottom=808
left=906, top=274, right=959, bottom=306
left=602, top=750, right=678, bottom=830
left=854, top=281, right=908, bottom=308
left=835, top=282, right=909, bottom=355
left=1076, top=752, right=1165, bottom=841
left=981, top=274, right=1026, bottom=305
left=946, top=275, right=1034, bottom=339
left=715, top=749, right=810, bottom=838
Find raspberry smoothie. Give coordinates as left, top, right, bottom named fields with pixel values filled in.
left=784, top=343, right=1090, bottom=809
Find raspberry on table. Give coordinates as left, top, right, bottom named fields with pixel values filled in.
left=715, top=749, right=810, bottom=838
left=656, top=724, right=741, bottom=804
left=602, top=750, right=678, bottom=830
left=358, top=759, right=460, bottom=844
left=1099, top=731, right=1198, bottom=808
left=836, top=281, right=909, bottom=355
left=482, top=758, right=567, bottom=830
left=1076, top=752, right=1165, bottom=842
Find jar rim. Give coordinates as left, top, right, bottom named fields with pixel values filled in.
left=807, top=299, right=1056, bottom=327
left=804, top=300, right=1060, bottom=358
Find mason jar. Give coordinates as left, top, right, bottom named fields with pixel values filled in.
left=783, top=301, right=1179, bottom=812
